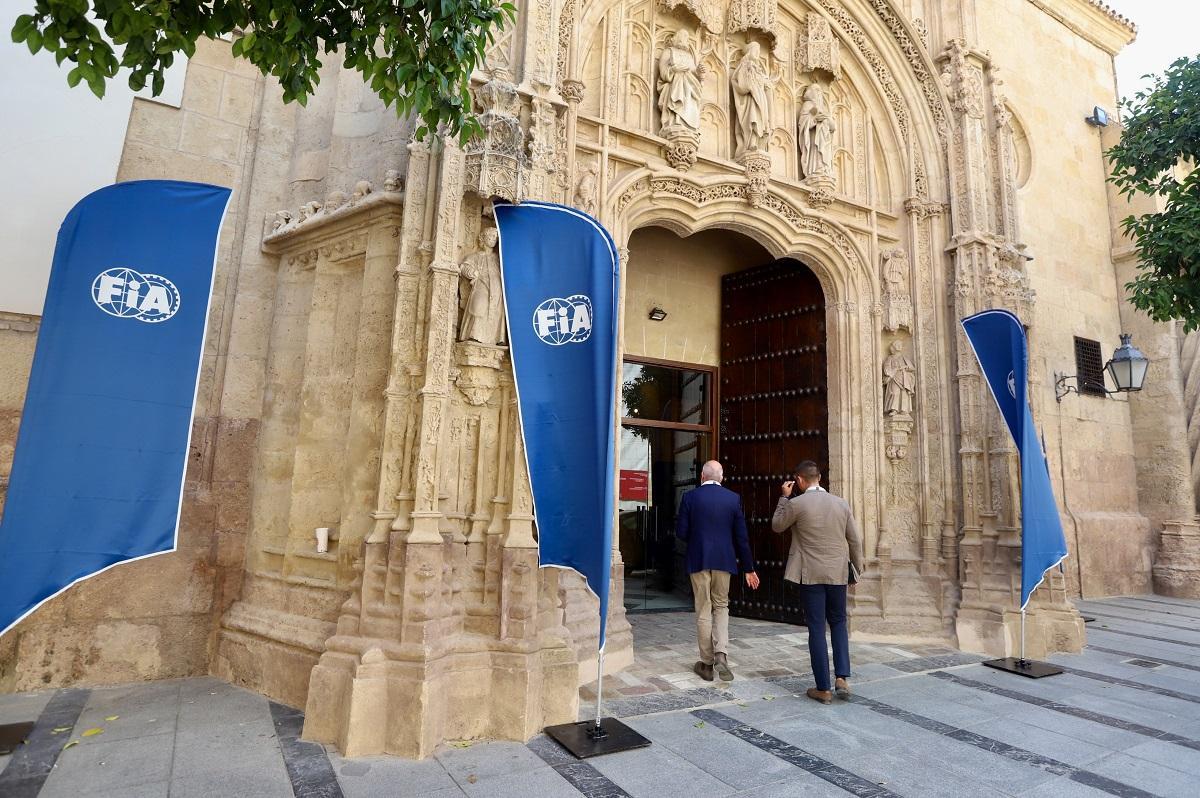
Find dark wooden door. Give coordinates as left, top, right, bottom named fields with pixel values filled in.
left=720, top=259, right=828, bottom=624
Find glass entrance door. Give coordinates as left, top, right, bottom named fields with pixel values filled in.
left=619, top=360, right=713, bottom=613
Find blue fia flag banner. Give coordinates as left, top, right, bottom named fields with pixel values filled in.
left=494, top=201, right=620, bottom=649
left=960, top=309, right=1069, bottom=609
left=0, top=180, right=231, bottom=636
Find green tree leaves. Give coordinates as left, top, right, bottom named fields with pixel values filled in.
left=1107, top=55, right=1200, bottom=331
left=10, top=0, right=516, bottom=143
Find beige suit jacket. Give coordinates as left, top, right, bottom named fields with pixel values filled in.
left=771, top=488, right=865, bottom=585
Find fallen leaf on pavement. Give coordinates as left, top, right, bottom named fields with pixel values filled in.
left=82, top=728, right=104, bottom=737
left=63, top=741, right=79, bottom=750
left=104, top=715, right=119, bottom=721
left=467, top=775, right=478, bottom=784
left=693, top=721, right=706, bottom=728
left=51, top=727, right=71, bottom=734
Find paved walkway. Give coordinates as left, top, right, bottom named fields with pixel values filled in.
left=2, top=596, right=1199, bottom=797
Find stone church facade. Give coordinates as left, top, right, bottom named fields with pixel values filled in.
left=2, top=0, right=1199, bottom=760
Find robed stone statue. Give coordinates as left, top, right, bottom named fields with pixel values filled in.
left=798, top=83, right=837, bottom=180
left=882, top=340, right=916, bottom=417
left=458, top=227, right=506, bottom=346
left=731, top=42, right=779, bottom=158
left=657, top=29, right=705, bottom=133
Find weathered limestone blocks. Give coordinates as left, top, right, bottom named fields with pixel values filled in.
left=1153, top=520, right=1200, bottom=599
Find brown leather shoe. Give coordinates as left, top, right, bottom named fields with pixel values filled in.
left=694, top=661, right=714, bottom=682
left=714, top=652, right=734, bottom=682
left=835, top=677, right=850, bottom=699
left=806, top=687, right=833, bottom=705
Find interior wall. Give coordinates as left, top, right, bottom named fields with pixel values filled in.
left=623, top=226, right=772, bottom=366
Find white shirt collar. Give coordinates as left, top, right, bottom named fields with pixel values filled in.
left=702, top=480, right=720, bottom=486
left=804, top=485, right=825, bottom=493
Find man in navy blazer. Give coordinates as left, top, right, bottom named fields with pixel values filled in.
left=676, top=460, right=759, bottom=681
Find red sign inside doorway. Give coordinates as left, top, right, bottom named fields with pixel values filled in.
left=619, top=469, right=648, bottom=501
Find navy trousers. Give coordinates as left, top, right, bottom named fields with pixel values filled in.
left=800, top=583, right=850, bottom=691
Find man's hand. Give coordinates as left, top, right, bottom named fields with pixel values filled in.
left=781, top=480, right=796, bottom=498
left=745, top=572, right=760, bottom=590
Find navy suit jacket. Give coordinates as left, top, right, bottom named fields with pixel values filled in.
left=676, top=483, right=756, bottom=575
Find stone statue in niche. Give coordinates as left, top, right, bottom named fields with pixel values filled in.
left=731, top=41, right=780, bottom=159
left=881, top=248, right=913, bottom=333
left=797, top=83, right=836, bottom=183
left=657, top=28, right=708, bottom=171
left=658, top=29, right=705, bottom=133
left=882, top=340, right=916, bottom=417
left=458, top=227, right=506, bottom=346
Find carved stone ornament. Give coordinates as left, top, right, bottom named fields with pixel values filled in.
left=528, top=97, right=560, bottom=169
left=458, top=227, right=506, bottom=346
left=739, top=150, right=772, bottom=208
left=658, top=28, right=708, bottom=171
left=886, top=414, right=915, bottom=461
left=805, top=186, right=834, bottom=210
left=660, top=0, right=724, bottom=34
left=795, top=14, right=841, bottom=80
left=453, top=340, right=506, bottom=406
left=882, top=339, right=916, bottom=417
left=881, top=248, right=913, bottom=333
left=731, top=42, right=780, bottom=159
left=797, top=82, right=837, bottom=186
left=560, top=79, right=584, bottom=105
left=727, top=0, right=778, bottom=46
left=464, top=71, right=526, bottom=203
left=573, top=166, right=598, bottom=214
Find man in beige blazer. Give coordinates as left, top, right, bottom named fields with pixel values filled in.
left=771, top=460, right=865, bottom=704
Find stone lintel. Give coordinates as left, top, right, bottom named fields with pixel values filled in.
left=262, top=191, right=404, bottom=255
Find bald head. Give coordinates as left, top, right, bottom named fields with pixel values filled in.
left=701, top=460, right=724, bottom=483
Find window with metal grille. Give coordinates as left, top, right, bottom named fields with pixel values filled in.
left=1074, top=337, right=1107, bottom=397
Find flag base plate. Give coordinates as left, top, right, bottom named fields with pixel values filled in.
left=982, top=657, right=1063, bottom=679
left=0, top=721, right=35, bottom=755
left=543, top=718, right=651, bottom=759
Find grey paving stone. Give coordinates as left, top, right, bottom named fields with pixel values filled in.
left=0, top=689, right=54, bottom=725
left=887, top=731, right=1062, bottom=794
left=38, top=731, right=174, bottom=796
left=728, top=774, right=854, bottom=797
left=700, top=693, right=824, bottom=725
left=71, top=701, right=176, bottom=743
left=829, top=746, right=1011, bottom=798
left=1061, top=690, right=1198, bottom=734
left=79, top=780, right=171, bottom=798
left=1084, top=750, right=1195, bottom=797
left=754, top=703, right=923, bottom=758
left=858, top=682, right=1007, bottom=728
left=332, top=753, right=461, bottom=797
left=461, top=764, right=584, bottom=798
left=169, top=719, right=287, bottom=781
left=993, top=702, right=1154, bottom=753
left=962, top=717, right=1113, bottom=768
left=624, top=710, right=795, bottom=788
left=1017, top=775, right=1117, bottom=797
left=586, top=738, right=737, bottom=798
left=436, top=740, right=550, bottom=783
left=1122, top=738, right=1200, bottom=776
left=170, top=762, right=296, bottom=798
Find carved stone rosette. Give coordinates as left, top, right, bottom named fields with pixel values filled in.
left=662, top=124, right=701, bottom=171
left=464, top=71, right=527, bottom=203
left=738, top=150, right=772, bottom=207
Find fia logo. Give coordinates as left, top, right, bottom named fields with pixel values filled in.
left=92, top=268, right=181, bottom=323
left=1007, top=370, right=1017, bottom=399
left=532, top=295, right=593, bottom=345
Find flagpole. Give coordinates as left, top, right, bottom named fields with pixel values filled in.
left=1019, top=608, right=1026, bottom=664
left=589, top=648, right=608, bottom=739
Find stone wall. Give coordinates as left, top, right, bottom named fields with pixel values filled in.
left=972, top=0, right=1152, bottom=599
left=0, top=312, right=38, bottom=516
left=0, top=38, right=262, bottom=693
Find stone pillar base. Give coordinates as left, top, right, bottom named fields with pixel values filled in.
left=956, top=602, right=1084, bottom=659
left=1153, top=519, right=1200, bottom=599
left=301, top=638, right=579, bottom=759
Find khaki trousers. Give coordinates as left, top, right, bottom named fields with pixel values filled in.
left=689, top=570, right=731, bottom=665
